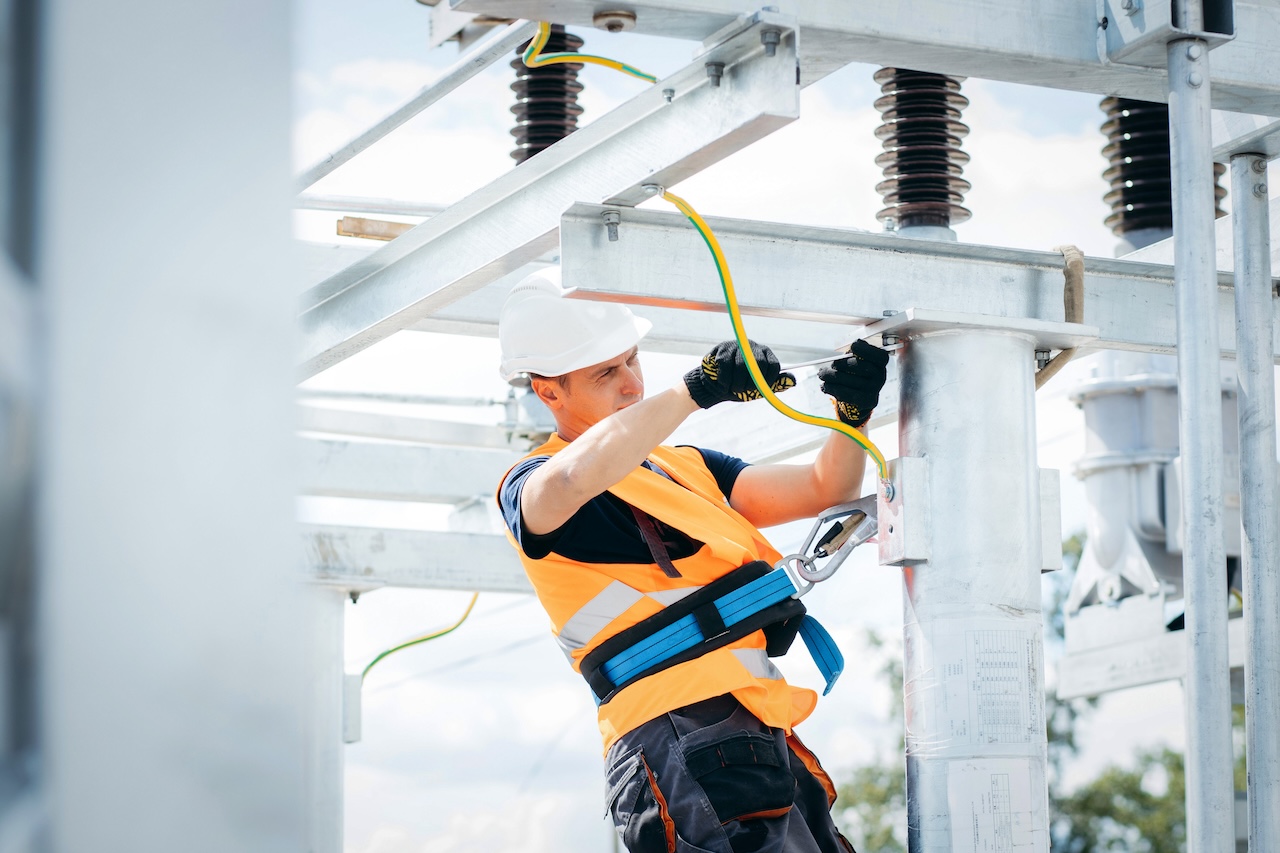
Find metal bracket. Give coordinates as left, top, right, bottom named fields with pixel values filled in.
left=1040, top=468, right=1063, bottom=573
left=878, top=456, right=930, bottom=566
left=862, top=307, right=1100, bottom=352
left=1098, top=0, right=1234, bottom=67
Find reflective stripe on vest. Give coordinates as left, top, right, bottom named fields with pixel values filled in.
left=554, top=582, right=698, bottom=663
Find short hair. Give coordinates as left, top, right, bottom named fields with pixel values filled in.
left=529, top=372, right=570, bottom=391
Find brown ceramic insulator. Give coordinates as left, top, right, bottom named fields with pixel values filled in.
left=872, top=67, right=972, bottom=229
left=1100, top=97, right=1227, bottom=236
left=510, top=25, right=584, bottom=164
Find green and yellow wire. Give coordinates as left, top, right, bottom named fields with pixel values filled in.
left=522, top=21, right=657, bottom=83
left=658, top=189, right=892, bottom=486
left=362, top=592, right=479, bottom=683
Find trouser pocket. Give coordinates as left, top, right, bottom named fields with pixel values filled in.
left=606, top=746, right=678, bottom=853
left=684, top=731, right=796, bottom=852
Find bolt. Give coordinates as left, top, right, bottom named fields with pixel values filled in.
left=603, top=209, right=621, bottom=242
left=1253, top=158, right=1268, bottom=173
left=761, top=5, right=779, bottom=11
left=1188, top=71, right=1204, bottom=88
left=1120, top=0, right=1140, bottom=15
left=641, top=183, right=663, bottom=196
left=592, top=10, right=637, bottom=33
left=1256, top=183, right=1269, bottom=199
left=882, top=333, right=900, bottom=347
left=883, top=310, right=896, bottom=317
left=705, top=62, right=725, bottom=87
left=761, top=28, right=781, bottom=57
left=1186, top=43, right=1204, bottom=60
left=349, top=591, right=360, bottom=604
left=1035, top=349, right=1052, bottom=369
left=662, top=88, right=674, bottom=103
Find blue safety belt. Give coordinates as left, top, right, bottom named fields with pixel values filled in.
left=599, top=568, right=844, bottom=696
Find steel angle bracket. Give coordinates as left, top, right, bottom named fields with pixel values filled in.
left=861, top=308, right=1100, bottom=352
left=1097, top=0, right=1234, bottom=67
left=297, top=11, right=800, bottom=378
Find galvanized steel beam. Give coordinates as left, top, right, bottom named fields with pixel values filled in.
left=455, top=0, right=1280, bottom=113
left=300, top=438, right=520, bottom=503
left=559, top=203, right=1280, bottom=360
left=298, top=13, right=801, bottom=377
left=304, top=525, right=532, bottom=594
left=1058, top=615, right=1246, bottom=700
left=1231, top=153, right=1280, bottom=852
left=299, top=403, right=522, bottom=450
left=1167, top=21, right=1235, bottom=851
left=1214, top=111, right=1280, bottom=160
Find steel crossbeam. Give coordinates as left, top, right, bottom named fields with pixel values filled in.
left=558, top=203, right=1280, bottom=361
left=299, top=403, right=522, bottom=450
left=454, top=0, right=1280, bottom=114
left=304, top=525, right=532, bottom=594
left=298, top=12, right=800, bottom=378
left=300, top=438, right=520, bottom=503
left=1214, top=111, right=1280, bottom=160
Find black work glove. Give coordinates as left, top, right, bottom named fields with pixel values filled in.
left=684, top=339, right=796, bottom=408
left=818, top=340, right=890, bottom=428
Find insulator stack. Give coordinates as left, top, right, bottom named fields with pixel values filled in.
left=510, top=25, right=584, bottom=164
left=1100, top=97, right=1227, bottom=238
left=872, top=68, right=972, bottom=230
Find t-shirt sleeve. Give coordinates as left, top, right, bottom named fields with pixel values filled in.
left=685, top=446, right=751, bottom=501
left=498, top=456, right=574, bottom=560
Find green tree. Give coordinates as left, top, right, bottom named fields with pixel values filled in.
left=1051, top=747, right=1185, bottom=853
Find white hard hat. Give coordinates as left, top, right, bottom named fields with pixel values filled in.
left=498, top=267, right=652, bottom=381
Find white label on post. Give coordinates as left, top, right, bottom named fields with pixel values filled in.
left=947, top=758, right=1044, bottom=852
left=925, top=620, right=1044, bottom=749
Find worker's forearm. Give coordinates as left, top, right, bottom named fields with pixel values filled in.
left=809, top=429, right=870, bottom=504
left=544, top=386, right=700, bottom=500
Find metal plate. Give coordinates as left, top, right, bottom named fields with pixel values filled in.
left=862, top=308, right=1100, bottom=352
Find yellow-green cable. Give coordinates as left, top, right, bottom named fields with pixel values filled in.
left=361, top=592, right=479, bottom=682
left=658, top=188, right=891, bottom=485
left=522, top=21, right=658, bottom=83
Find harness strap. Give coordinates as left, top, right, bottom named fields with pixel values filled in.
left=630, top=506, right=682, bottom=578
left=578, top=561, right=842, bottom=705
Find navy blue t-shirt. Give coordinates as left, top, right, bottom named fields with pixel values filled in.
left=498, top=447, right=750, bottom=564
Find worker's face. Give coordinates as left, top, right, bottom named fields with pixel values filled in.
left=533, top=347, right=644, bottom=440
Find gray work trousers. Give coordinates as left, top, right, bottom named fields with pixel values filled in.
left=604, top=694, right=856, bottom=853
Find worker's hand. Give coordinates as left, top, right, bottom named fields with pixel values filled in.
left=684, top=339, right=796, bottom=408
left=819, top=340, right=890, bottom=429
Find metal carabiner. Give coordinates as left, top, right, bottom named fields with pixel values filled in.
left=775, top=494, right=879, bottom=590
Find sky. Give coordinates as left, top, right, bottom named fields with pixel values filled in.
left=290, top=2, right=1256, bottom=850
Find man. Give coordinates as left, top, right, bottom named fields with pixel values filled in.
left=495, top=269, right=888, bottom=853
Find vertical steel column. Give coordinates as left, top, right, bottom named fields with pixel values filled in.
left=37, top=1, right=304, bottom=850
left=1231, top=152, right=1280, bottom=851
left=898, top=330, right=1048, bottom=852
left=307, top=588, right=347, bottom=853
left=1166, top=3, right=1236, bottom=846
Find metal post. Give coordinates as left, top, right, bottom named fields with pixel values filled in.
left=37, top=0, right=304, bottom=849
left=306, top=587, right=348, bottom=853
left=1167, top=4, right=1236, bottom=846
left=1231, top=152, right=1280, bottom=851
left=897, top=329, right=1049, bottom=852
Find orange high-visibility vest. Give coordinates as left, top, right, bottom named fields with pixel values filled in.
left=499, top=434, right=818, bottom=752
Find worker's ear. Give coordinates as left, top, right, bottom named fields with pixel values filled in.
left=530, top=376, right=565, bottom=410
